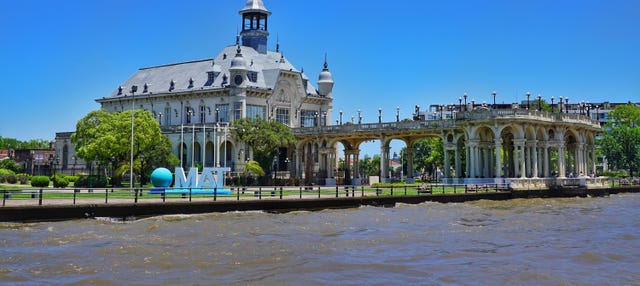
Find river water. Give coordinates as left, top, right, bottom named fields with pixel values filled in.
left=1, top=193, right=639, bottom=285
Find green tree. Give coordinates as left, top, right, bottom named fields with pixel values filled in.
left=598, top=103, right=640, bottom=177
left=71, top=109, right=177, bottom=186
left=402, top=137, right=443, bottom=179
left=0, top=136, right=50, bottom=149
left=359, top=154, right=381, bottom=177
left=231, top=117, right=296, bottom=175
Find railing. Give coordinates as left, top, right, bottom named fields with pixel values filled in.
left=1, top=183, right=511, bottom=207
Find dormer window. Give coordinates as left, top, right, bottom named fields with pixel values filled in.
left=169, top=80, right=175, bottom=91
left=205, top=71, right=218, bottom=86
left=117, top=86, right=123, bottom=95
left=143, top=83, right=148, bottom=93
left=247, top=71, right=258, bottom=83
left=221, top=74, right=228, bottom=86
left=188, top=78, right=194, bottom=89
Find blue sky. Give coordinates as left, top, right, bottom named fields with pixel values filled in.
left=1, top=0, right=639, bottom=156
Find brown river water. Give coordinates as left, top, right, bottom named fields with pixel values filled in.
left=1, top=193, right=639, bottom=285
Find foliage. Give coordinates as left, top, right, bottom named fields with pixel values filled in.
left=16, top=173, right=29, bottom=184
left=0, top=168, right=16, bottom=183
left=231, top=117, right=296, bottom=173
left=74, top=175, right=108, bottom=188
left=0, top=136, right=50, bottom=149
left=65, top=175, right=79, bottom=183
left=30, top=176, right=50, bottom=187
left=244, top=160, right=265, bottom=177
left=359, top=154, right=381, bottom=176
left=598, top=103, right=640, bottom=177
left=71, top=109, right=176, bottom=187
left=53, top=177, right=69, bottom=188
left=0, top=159, right=23, bottom=173
left=402, top=138, right=444, bottom=178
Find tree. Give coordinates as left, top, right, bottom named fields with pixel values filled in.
left=598, top=103, right=640, bottom=177
left=71, top=109, right=177, bottom=186
left=359, top=154, right=381, bottom=177
left=231, top=117, right=296, bottom=175
left=402, top=137, right=443, bottom=179
left=0, top=136, right=50, bottom=149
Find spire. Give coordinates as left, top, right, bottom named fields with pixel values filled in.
left=323, top=53, right=329, bottom=70
left=276, top=36, right=280, bottom=53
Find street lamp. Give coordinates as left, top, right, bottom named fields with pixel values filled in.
left=111, top=156, right=115, bottom=187
left=537, top=94, right=542, bottom=111
left=458, top=97, right=462, bottom=111
left=339, top=110, right=343, bottom=125
left=378, top=108, right=382, bottom=123
left=396, top=106, right=400, bottom=122
left=323, top=111, right=327, bottom=126
left=526, top=92, right=531, bottom=110
left=471, top=99, right=475, bottom=110
left=492, top=91, right=497, bottom=109
left=559, top=96, right=563, bottom=113
left=565, top=97, right=569, bottom=114
left=71, top=155, right=77, bottom=176
left=357, top=109, right=362, bottom=124
left=129, top=85, right=138, bottom=192
left=188, top=109, right=195, bottom=167
left=463, top=93, right=467, bottom=111
left=551, top=96, right=555, bottom=112
left=439, top=105, right=444, bottom=119
left=215, top=107, right=220, bottom=122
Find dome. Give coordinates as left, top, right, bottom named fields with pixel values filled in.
left=318, top=69, right=333, bottom=83
left=229, top=46, right=248, bottom=71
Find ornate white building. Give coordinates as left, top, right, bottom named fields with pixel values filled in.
left=56, top=0, right=333, bottom=175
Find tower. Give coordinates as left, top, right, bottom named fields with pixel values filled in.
left=239, top=0, right=271, bottom=54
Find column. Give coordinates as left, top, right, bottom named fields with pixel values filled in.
left=406, top=146, right=415, bottom=180
left=532, top=141, right=538, bottom=178
left=520, top=143, right=526, bottom=178
left=465, top=144, right=471, bottom=178
left=380, top=144, right=390, bottom=182
left=354, top=150, right=361, bottom=179
left=513, top=144, right=520, bottom=178
left=543, top=144, right=549, bottom=177
left=483, top=146, right=490, bottom=178
left=444, top=147, right=450, bottom=178
left=494, top=139, right=502, bottom=178
left=455, top=147, right=462, bottom=178
left=295, top=146, right=303, bottom=179
left=558, top=145, right=566, bottom=177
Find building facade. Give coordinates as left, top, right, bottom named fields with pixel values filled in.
left=56, top=0, right=334, bottom=176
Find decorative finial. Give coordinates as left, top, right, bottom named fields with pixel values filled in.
left=280, top=53, right=285, bottom=63
left=323, top=53, right=329, bottom=70
left=276, top=36, right=280, bottom=53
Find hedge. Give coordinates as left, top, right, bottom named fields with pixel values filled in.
left=31, top=176, right=50, bottom=187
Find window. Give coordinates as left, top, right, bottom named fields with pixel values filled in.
left=216, top=104, right=230, bottom=122
left=276, top=108, right=290, bottom=126
left=205, top=72, right=218, bottom=86
left=247, top=71, right=258, bottom=83
left=200, top=106, right=206, bottom=123
left=164, top=107, right=171, bottom=125
left=185, top=107, right=193, bottom=124
left=300, top=110, right=317, bottom=127
left=234, top=102, right=242, bottom=120
left=247, top=105, right=266, bottom=120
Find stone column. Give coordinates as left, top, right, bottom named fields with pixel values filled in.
left=444, top=147, right=450, bottom=178
left=406, top=146, right=415, bottom=180
left=494, top=138, right=502, bottom=178
left=532, top=141, right=539, bottom=178
left=465, top=144, right=471, bottom=178
left=455, top=147, right=462, bottom=178
left=296, top=147, right=303, bottom=179
left=558, top=145, right=566, bottom=178
left=543, top=144, right=549, bottom=177
left=380, top=144, right=390, bottom=182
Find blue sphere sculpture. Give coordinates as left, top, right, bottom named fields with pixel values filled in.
left=150, top=168, right=173, bottom=187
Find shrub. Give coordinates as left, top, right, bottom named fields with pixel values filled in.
left=74, top=175, right=108, bottom=188
left=53, top=177, right=69, bottom=188
left=31, top=176, right=50, bottom=187
left=16, top=174, right=29, bottom=185
left=0, top=168, right=15, bottom=183
left=66, top=175, right=79, bottom=183
left=5, top=174, right=17, bottom=184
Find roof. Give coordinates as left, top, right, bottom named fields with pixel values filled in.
left=240, top=0, right=271, bottom=15
left=102, top=45, right=319, bottom=99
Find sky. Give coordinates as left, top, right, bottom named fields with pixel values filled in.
left=1, top=0, right=639, bottom=156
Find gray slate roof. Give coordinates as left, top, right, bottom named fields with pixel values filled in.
left=103, top=45, right=318, bottom=99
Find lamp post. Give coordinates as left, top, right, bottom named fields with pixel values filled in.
left=458, top=97, right=462, bottom=111
left=586, top=102, right=591, bottom=117
left=565, top=97, right=569, bottom=114
left=551, top=96, right=555, bottom=112
left=357, top=109, right=362, bottom=124
left=111, top=156, right=115, bottom=187
left=526, top=92, right=531, bottom=110
left=463, top=93, right=467, bottom=111
left=537, top=94, right=542, bottom=111
left=188, top=109, right=195, bottom=167
left=559, top=96, right=563, bottom=113
left=129, top=85, right=137, bottom=191
left=273, top=155, right=278, bottom=185
left=339, top=110, right=343, bottom=125
left=396, top=106, right=400, bottom=122
left=71, top=155, right=76, bottom=176
left=471, top=99, right=475, bottom=111
left=580, top=101, right=585, bottom=115
left=492, top=91, right=497, bottom=109
left=378, top=108, right=382, bottom=123
left=140, top=154, right=145, bottom=187
left=157, top=112, right=163, bottom=125
left=439, top=105, right=444, bottom=120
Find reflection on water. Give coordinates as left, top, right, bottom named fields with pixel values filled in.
left=1, top=194, right=640, bottom=285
